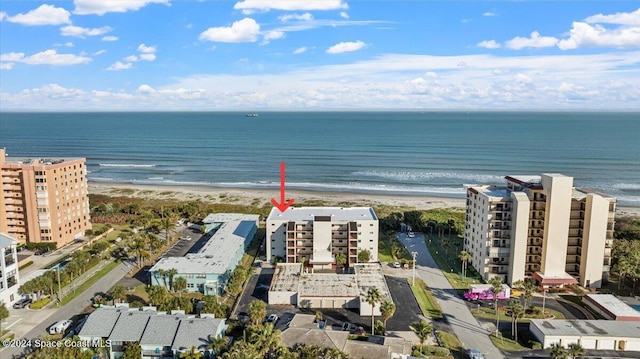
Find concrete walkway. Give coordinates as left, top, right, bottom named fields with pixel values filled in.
left=399, top=233, right=505, bottom=359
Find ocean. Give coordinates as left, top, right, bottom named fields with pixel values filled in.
left=1, top=111, right=639, bottom=206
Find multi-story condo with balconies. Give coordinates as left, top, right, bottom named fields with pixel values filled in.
left=266, top=207, right=379, bottom=269
left=0, top=233, right=20, bottom=306
left=0, top=148, right=91, bottom=248
left=465, top=173, right=615, bottom=289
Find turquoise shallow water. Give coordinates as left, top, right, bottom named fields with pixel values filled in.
left=1, top=111, right=639, bottom=205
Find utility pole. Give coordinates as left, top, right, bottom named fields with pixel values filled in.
left=56, top=266, right=62, bottom=302
left=412, top=251, right=418, bottom=286
left=542, top=289, right=548, bottom=316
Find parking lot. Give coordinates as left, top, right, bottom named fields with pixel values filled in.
left=385, top=275, right=423, bottom=331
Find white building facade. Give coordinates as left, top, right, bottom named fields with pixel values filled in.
left=266, top=207, right=379, bottom=269
left=0, top=233, right=20, bottom=306
left=465, top=174, right=615, bottom=288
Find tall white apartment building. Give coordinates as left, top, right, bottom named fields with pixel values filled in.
left=266, top=207, right=379, bottom=269
left=465, top=174, right=615, bottom=289
left=0, top=233, right=20, bottom=306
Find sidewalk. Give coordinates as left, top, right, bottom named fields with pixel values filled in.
left=46, top=259, right=113, bottom=308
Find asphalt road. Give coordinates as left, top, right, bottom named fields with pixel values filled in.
left=2, top=262, right=131, bottom=359
left=399, top=233, right=506, bottom=359
left=385, top=275, right=423, bottom=331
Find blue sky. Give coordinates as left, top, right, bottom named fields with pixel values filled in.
left=1, top=0, right=639, bottom=110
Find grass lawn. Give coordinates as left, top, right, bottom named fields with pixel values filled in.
left=59, top=261, right=120, bottom=306
left=489, top=334, right=528, bottom=351
left=378, top=232, right=411, bottom=263
left=437, top=330, right=463, bottom=358
left=425, top=234, right=482, bottom=294
left=409, top=278, right=443, bottom=319
left=473, top=306, right=565, bottom=322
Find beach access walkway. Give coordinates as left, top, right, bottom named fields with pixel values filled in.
left=399, top=233, right=505, bottom=359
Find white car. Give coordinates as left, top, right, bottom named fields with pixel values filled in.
left=49, top=320, right=73, bottom=335
left=408, top=232, right=415, bottom=238
left=265, top=314, right=279, bottom=324
left=180, top=236, right=192, bottom=241
left=393, top=262, right=401, bottom=268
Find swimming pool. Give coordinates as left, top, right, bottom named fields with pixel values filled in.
left=632, top=304, right=640, bottom=312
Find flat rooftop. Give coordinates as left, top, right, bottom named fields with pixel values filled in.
left=468, top=185, right=511, bottom=200
left=584, top=294, right=640, bottom=319
left=505, top=175, right=542, bottom=185
left=150, top=213, right=258, bottom=274
left=269, top=263, right=391, bottom=301
left=267, top=207, right=377, bottom=222
left=531, top=319, right=640, bottom=338
left=0, top=232, right=17, bottom=248
left=3, top=156, right=82, bottom=165
left=573, top=188, right=616, bottom=200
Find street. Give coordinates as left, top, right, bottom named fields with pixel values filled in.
left=2, top=261, right=131, bottom=359
left=399, top=233, right=506, bottom=359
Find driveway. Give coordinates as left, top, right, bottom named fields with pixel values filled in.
left=385, top=276, right=423, bottom=331
left=399, top=233, right=506, bottom=359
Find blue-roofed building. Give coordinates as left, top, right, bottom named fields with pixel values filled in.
left=149, top=214, right=259, bottom=296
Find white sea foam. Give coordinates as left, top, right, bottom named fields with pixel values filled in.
left=352, top=170, right=504, bottom=183
left=148, top=177, right=164, bottom=180
left=611, top=183, right=640, bottom=191
left=99, top=163, right=157, bottom=168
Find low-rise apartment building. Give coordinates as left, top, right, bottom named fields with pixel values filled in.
left=0, top=233, right=20, bottom=306
left=465, top=173, right=615, bottom=288
left=0, top=148, right=91, bottom=248
left=266, top=207, right=379, bottom=269
left=149, top=213, right=258, bottom=295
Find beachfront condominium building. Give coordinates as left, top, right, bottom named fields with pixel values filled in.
left=0, top=148, right=91, bottom=248
left=266, top=207, right=379, bottom=269
left=0, top=233, right=20, bottom=306
left=465, top=174, right=615, bottom=289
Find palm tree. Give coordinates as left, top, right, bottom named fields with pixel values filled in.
left=458, top=250, right=471, bottom=277
left=380, top=300, right=396, bottom=327
left=522, top=280, right=536, bottom=309
left=335, top=252, right=347, bottom=273
left=409, top=320, right=433, bottom=346
left=221, top=341, right=259, bottom=359
left=0, top=303, right=9, bottom=333
left=550, top=342, right=569, bottom=359
left=489, top=276, right=505, bottom=334
left=613, top=258, right=634, bottom=290
left=111, top=284, right=127, bottom=304
left=166, top=268, right=178, bottom=291
left=173, top=276, right=187, bottom=296
left=248, top=299, right=267, bottom=326
left=365, top=287, right=382, bottom=335
left=131, top=237, right=150, bottom=268
left=508, top=298, right=525, bottom=341
left=567, top=343, right=586, bottom=359
left=145, top=285, right=168, bottom=307
left=178, top=346, right=203, bottom=359
left=206, top=334, right=228, bottom=357
left=250, top=322, right=282, bottom=357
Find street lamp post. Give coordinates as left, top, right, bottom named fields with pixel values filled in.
left=542, top=289, right=548, bottom=317
left=56, top=266, right=62, bottom=303
left=412, top=251, right=418, bottom=286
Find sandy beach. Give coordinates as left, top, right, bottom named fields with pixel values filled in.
left=88, top=181, right=640, bottom=217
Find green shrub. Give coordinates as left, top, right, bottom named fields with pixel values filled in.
left=130, top=300, right=144, bottom=308
left=19, top=260, right=34, bottom=271
left=29, top=297, right=52, bottom=310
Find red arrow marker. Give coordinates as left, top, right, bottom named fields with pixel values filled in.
left=271, top=162, right=295, bottom=212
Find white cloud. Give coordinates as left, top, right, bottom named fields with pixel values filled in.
left=584, top=8, right=640, bottom=26
left=514, top=73, right=532, bottom=83
left=326, top=40, right=366, bottom=54
left=93, top=50, right=106, bottom=56
left=340, top=12, right=349, bottom=19
left=0, top=49, right=91, bottom=66
left=139, top=53, right=156, bottom=61
left=138, top=44, right=156, bottom=53
left=234, top=0, right=347, bottom=13
left=424, top=71, right=438, bottom=78
left=54, top=42, right=75, bottom=48
left=199, top=18, right=260, bottom=43
left=0, top=52, right=25, bottom=62
left=73, top=0, right=169, bottom=15
left=61, top=25, right=112, bottom=38
left=124, top=55, right=139, bottom=62
left=557, top=21, right=640, bottom=50
left=3, top=5, right=71, bottom=26
left=0, top=12, right=6, bottom=21
left=261, top=30, right=285, bottom=45
left=505, top=31, right=559, bottom=50
left=106, top=61, right=133, bottom=71
left=477, top=40, right=501, bottom=49
left=137, top=84, right=155, bottom=93
left=0, top=63, right=14, bottom=70
left=293, top=46, right=308, bottom=54
left=278, top=13, right=313, bottom=22
left=102, top=36, right=118, bottom=42
left=483, top=12, right=498, bottom=17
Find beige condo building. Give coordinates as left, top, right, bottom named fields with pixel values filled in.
left=465, top=174, right=615, bottom=288
left=0, top=148, right=91, bottom=248
left=266, top=207, right=379, bottom=269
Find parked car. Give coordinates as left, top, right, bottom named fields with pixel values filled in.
left=13, top=297, right=32, bottom=309
left=393, top=261, right=401, bottom=268
left=407, top=232, right=415, bottom=238
left=180, top=236, right=191, bottom=241
left=49, top=320, right=73, bottom=335
left=265, top=314, right=279, bottom=324
left=466, top=349, right=486, bottom=359
left=341, top=322, right=352, bottom=331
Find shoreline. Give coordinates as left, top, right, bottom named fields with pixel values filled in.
left=88, top=181, right=640, bottom=216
